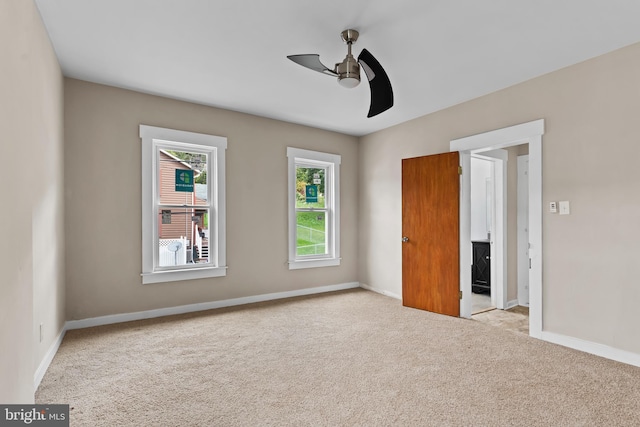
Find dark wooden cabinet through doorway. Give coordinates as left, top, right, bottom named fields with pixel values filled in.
left=472, top=241, right=490, bottom=293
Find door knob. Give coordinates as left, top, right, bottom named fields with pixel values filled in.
left=402, top=236, right=409, bottom=243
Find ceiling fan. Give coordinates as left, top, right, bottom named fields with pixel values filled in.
left=287, top=29, right=394, bottom=118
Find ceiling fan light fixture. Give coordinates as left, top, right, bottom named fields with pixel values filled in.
left=338, top=76, right=360, bottom=88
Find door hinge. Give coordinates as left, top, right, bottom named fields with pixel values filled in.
left=459, top=290, right=463, bottom=299
left=458, top=166, right=462, bottom=175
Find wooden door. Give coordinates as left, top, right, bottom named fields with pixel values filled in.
left=402, top=152, right=460, bottom=316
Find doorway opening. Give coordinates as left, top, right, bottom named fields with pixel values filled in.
left=469, top=146, right=530, bottom=317
left=450, top=119, right=544, bottom=338
left=469, top=154, right=498, bottom=314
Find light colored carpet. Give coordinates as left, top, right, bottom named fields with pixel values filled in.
left=37, top=289, right=640, bottom=426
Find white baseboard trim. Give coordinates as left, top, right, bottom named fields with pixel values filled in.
left=505, top=299, right=519, bottom=310
left=360, top=283, right=401, bottom=300
left=66, top=282, right=361, bottom=330
left=540, top=331, right=640, bottom=368
left=34, top=327, right=66, bottom=391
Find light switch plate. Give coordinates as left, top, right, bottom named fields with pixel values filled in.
left=549, top=201, right=557, bottom=213
left=559, top=201, right=570, bottom=215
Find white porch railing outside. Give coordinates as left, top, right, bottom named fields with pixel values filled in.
left=159, top=237, right=189, bottom=266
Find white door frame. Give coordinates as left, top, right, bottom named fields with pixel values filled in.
left=517, top=155, right=530, bottom=306
left=451, top=119, right=544, bottom=338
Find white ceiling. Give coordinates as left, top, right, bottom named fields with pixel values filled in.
left=35, top=0, right=640, bottom=136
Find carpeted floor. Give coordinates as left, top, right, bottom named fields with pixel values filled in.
left=36, top=289, right=640, bottom=426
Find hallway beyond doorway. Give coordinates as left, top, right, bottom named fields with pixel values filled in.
left=472, top=304, right=529, bottom=335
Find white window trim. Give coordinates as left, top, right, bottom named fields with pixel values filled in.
left=140, top=125, right=227, bottom=284
left=287, top=147, right=341, bottom=270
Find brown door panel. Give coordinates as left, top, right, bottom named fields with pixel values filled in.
left=402, top=152, right=460, bottom=317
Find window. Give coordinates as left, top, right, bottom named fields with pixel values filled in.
left=287, top=147, right=341, bottom=269
left=140, top=125, right=227, bottom=284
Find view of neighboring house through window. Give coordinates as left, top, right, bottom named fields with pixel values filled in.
left=287, top=147, right=341, bottom=270
left=140, top=125, right=227, bottom=284
left=157, top=149, right=209, bottom=266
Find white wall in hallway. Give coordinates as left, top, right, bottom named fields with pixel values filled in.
left=470, top=157, right=492, bottom=241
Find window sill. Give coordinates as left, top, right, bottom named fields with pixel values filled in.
left=142, top=266, right=227, bottom=284
left=288, top=258, right=340, bottom=270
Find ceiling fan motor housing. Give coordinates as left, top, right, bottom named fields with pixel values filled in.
left=336, top=56, right=360, bottom=88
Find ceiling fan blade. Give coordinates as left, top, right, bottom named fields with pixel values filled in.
left=287, top=54, right=338, bottom=77
left=357, top=49, right=393, bottom=118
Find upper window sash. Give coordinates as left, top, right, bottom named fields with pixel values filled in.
left=154, top=143, right=215, bottom=209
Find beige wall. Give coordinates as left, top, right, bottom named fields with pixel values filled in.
left=360, top=42, right=640, bottom=354
left=64, top=79, right=358, bottom=320
left=0, top=1, right=65, bottom=402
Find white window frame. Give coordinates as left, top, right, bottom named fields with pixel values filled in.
left=287, top=147, right=341, bottom=270
left=140, top=125, right=227, bottom=284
